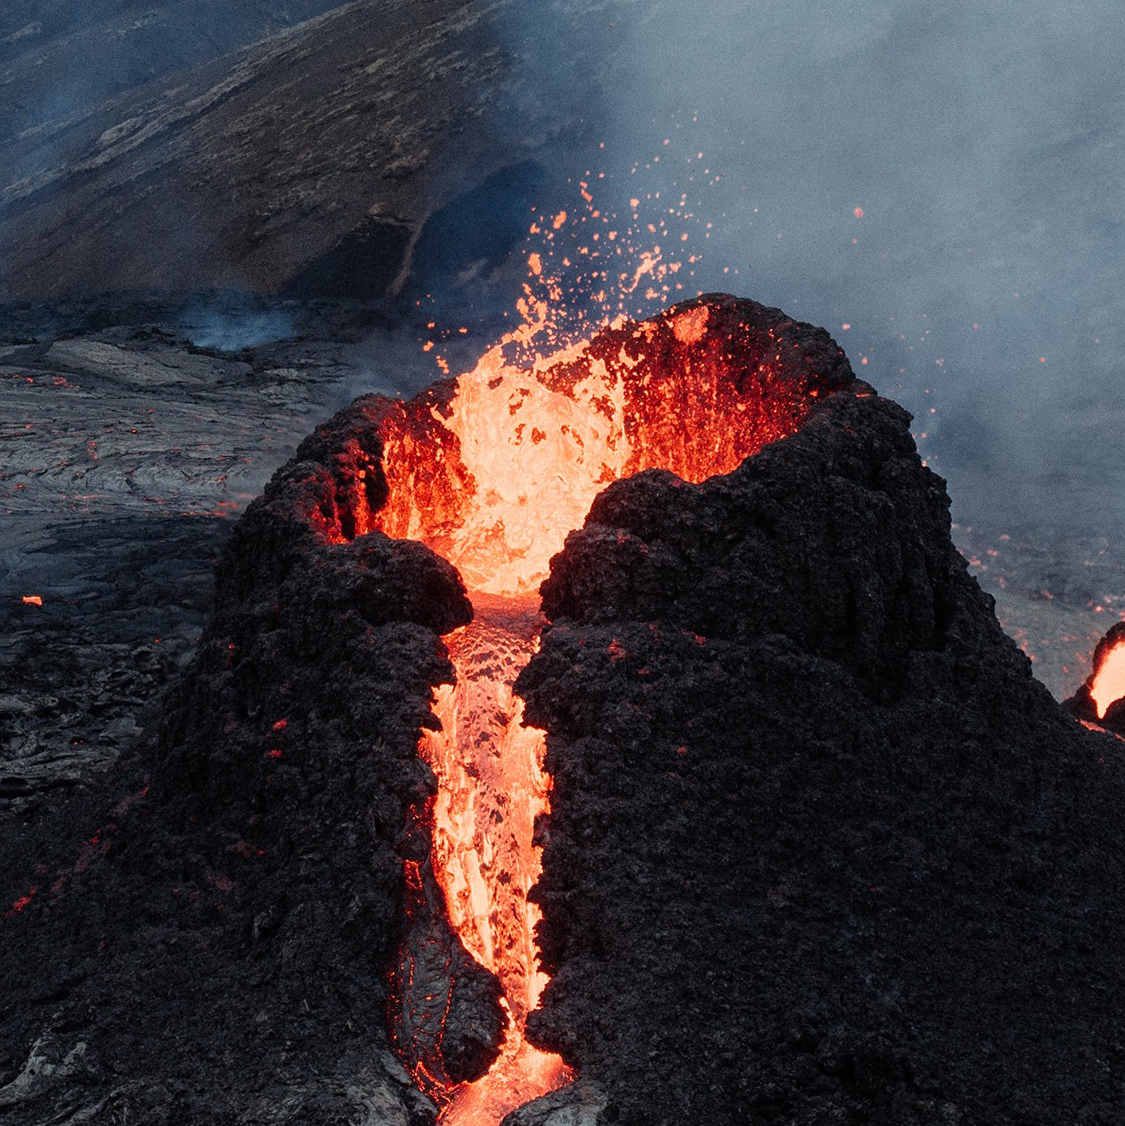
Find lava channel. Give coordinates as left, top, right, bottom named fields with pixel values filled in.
left=367, top=294, right=854, bottom=1122
left=419, top=594, right=565, bottom=1123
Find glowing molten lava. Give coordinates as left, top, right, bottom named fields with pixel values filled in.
left=1091, top=635, right=1125, bottom=720
left=361, top=293, right=852, bottom=1123
left=418, top=595, right=566, bottom=1123
left=373, top=299, right=835, bottom=598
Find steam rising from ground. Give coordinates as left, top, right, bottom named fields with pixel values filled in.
left=379, top=0, right=1125, bottom=554
left=490, top=0, right=1125, bottom=537
left=5, top=0, right=1123, bottom=528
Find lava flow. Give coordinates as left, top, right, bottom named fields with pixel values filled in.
left=369, top=293, right=853, bottom=1123
left=416, top=595, right=565, bottom=1124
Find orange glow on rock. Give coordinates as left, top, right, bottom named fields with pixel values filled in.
left=21, top=595, right=43, bottom=606
left=3, top=887, right=37, bottom=917
left=1091, top=638, right=1125, bottom=719
left=366, top=291, right=852, bottom=1122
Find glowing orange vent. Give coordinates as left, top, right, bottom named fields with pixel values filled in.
left=363, top=293, right=851, bottom=1124
left=373, top=298, right=839, bottom=598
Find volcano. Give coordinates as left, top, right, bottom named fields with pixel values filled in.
left=3, top=295, right=1125, bottom=1126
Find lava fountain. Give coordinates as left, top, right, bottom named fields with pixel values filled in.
left=351, top=293, right=855, bottom=1123
left=1091, top=640, right=1125, bottom=720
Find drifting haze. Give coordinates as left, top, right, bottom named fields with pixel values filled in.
left=479, top=0, right=1125, bottom=535
left=6, top=0, right=1121, bottom=509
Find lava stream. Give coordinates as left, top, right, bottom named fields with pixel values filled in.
left=420, top=594, right=568, bottom=1124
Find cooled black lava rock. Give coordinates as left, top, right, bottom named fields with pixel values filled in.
left=518, top=389, right=1125, bottom=1125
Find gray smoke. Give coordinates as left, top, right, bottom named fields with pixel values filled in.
left=492, top=0, right=1125, bottom=534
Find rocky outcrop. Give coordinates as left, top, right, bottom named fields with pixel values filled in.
left=0, top=0, right=616, bottom=302
left=501, top=1080, right=608, bottom=1126
left=519, top=389, right=1125, bottom=1125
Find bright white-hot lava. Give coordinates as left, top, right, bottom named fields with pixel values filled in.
left=1091, top=637, right=1125, bottom=719
left=439, top=345, right=630, bottom=596
left=373, top=290, right=841, bottom=1121
left=374, top=293, right=842, bottom=1120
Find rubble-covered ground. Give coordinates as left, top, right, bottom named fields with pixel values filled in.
left=0, top=300, right=409, bottom=812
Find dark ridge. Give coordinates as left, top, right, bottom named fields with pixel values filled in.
left=281, top=216, right=414, bottom=302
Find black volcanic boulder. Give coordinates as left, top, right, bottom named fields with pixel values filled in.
left=518, top=390, right=1125, bottom=1126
